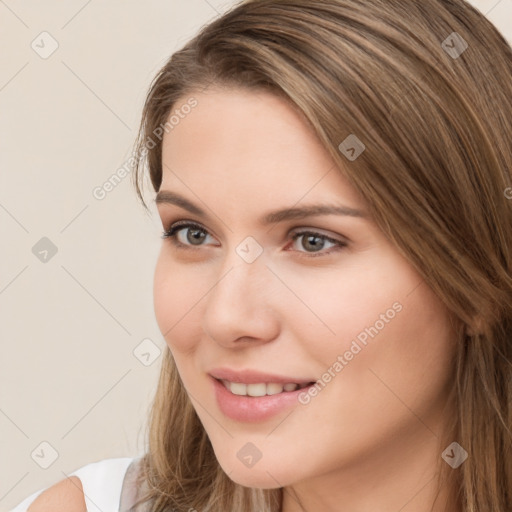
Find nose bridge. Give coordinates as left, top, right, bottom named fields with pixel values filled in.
left=212, top=238, right=267, bottom=306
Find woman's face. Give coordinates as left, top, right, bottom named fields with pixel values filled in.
left=154, top=87, right=457, bottom=490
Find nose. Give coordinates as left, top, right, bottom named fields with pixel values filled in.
left=201, top=250, right=280, bottom=348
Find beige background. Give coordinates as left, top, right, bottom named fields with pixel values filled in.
left=1, top=1, right=511, bottom=510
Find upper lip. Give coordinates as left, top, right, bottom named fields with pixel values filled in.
left=208, top=367, right=315, bottom=385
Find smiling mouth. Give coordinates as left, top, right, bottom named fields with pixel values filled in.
left=216, top=378, right=315, bottom=397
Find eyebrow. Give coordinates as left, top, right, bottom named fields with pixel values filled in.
left=154, top=190, right=367, bottom=225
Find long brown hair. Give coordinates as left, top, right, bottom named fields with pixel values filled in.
left=130, top=1, right=512, bottom=510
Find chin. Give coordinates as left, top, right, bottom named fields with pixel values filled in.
left=223, top=467, right=286, bottom=489
left=213, top=450, right=297, bottom=489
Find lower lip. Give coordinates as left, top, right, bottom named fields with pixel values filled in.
left=211, top=375, right=314, bottom=422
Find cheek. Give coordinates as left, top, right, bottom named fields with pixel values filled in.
left=300, top=254, right=455, bottom=392
left=370, top=282, right=457, bottom=384
left=292, top=261, right=405, bottom=349
left=340, top=272, right=456, bottom=420
left=153, top=252, right=206, bottom=353
left=289, top=262, right=456, bottom=463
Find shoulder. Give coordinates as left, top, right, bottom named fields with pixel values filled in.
left=16, top=457, right=137, bottom=512
left=26, top=476, right=86, bottom=512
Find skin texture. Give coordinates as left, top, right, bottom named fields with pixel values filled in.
left=154, top=88, right=460, bottom=512
left=27, top=476, right=86, bottom=512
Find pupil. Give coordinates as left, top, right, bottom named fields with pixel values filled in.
left=188, top=228, right=205, bottom=245
left=304, top=234, right=323, bottom=252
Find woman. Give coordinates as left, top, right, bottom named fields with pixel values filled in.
left=13, top=0, right=512, bottom=511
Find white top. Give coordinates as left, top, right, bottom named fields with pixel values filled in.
left=9, top=457, right=138, bottom=512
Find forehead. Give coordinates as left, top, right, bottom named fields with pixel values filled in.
left=160, top=88, right=365, bottom=215
left=162, top=88, right=327, bottom=166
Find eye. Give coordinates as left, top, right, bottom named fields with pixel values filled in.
left=161, top=221, right=347, bottom=257
left=289, top=230, right=347, bottom=257
left=161, top=221, right=217, bottom=249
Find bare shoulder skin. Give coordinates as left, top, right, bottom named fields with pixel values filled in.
left=27, top=476, right=86, bottom=512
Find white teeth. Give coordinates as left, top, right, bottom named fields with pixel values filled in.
left=266, top=382, right=284, bottom=395
left=247, top=383, right=267, bottom=397
left=230, top=382, right=247, bottom=396
left=221, top=380, right=307, bottom=396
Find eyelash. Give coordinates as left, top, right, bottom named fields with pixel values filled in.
left=160, top=221, right=347, bottom=258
